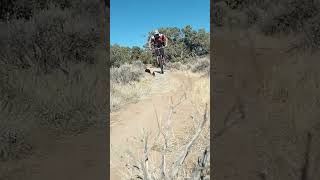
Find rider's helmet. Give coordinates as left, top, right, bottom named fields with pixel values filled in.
left=154, top=29, right=159, bottom=35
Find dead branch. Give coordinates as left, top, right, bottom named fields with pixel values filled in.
left=172, top=92, right=187, bottom=109
left=160, top=149, right=166, bottom=179
left=125, top=94, right=205, bottom=180
left=159, top=94, right=188, bottom=180
left=139, top=131, right=152, bottom=180
left=169, top=103, right=208, bottom=178
left=192, top=146, right=210, bottom=179
left=143, top=94, right=186, bottom=180
left=151, top=104, right=163, bottom=148
left=300, top=132, right=312, bottom=180
left=160, top=109, right=169, bottom=179
left=124, top=150, right=144, bottom=178
left=213, top=100, right=245, bottom=140
left=152, top=93, right=186, bottom=149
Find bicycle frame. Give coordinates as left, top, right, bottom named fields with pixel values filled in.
left=152, top=46, right=165, bottom=74
left=153, top=47, right=165, bottom=59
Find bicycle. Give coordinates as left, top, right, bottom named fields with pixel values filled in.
left=152, top=46, right=166, bottom=74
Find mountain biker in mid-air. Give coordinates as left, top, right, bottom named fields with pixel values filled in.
left=148, top=30, right=168, bottom=71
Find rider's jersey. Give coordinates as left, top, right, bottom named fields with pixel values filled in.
left=151, top=33, right=166, bottom=48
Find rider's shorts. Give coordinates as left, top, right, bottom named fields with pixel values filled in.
left=154, top=46, right=165, bottom=57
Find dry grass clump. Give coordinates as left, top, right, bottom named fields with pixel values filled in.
left=190, top=57, right=210, bottom=75
left=2, top=5, right=102, bottom=72
left=110, top=77, right=152, bottom=112
left=0, top=67, right=37, bottom=161
left=302, top=14, right=320, bottom=50
left=165, top=62, right=186, bottom=71
left=0, top=56, right=107, bottom=160
left=214, top=0, right=320, bottom=50
left=0, top=114, right=33, bottom=161
left=110, top=61, right=145, bottom=84
left=0, top=0, right=106, bottom=165
left=34, top=63, right=106, bottom=134
left=166, top=56, right=210, bottom=77
left=110, top=61, right=152, bottom=112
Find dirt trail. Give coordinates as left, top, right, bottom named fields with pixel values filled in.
left=110, top=69, right=202, bottom=179
left=0, top=69, right=204, bottom=180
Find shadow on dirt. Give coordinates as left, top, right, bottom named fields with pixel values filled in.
left=153, top=70, right=163, bottom=74
left=145, top=68, right=163, bottom=76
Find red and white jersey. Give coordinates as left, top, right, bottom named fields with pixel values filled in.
left=151, top=33, right=166, bottom=47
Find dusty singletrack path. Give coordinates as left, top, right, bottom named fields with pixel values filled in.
left=0, top=69, right=203, bottom=180
left=110, top=69, right=201, bottom=179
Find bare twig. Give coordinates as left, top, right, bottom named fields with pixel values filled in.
left=160, top=94, right=188, bottom=180
left=124, top=150, right=144, bottom=178
left=301, top=132, right=312, bottom=180
left=147, top=94, right=187, bottom=180
left=213, top=100, right=245, bottom=140
left=169, top=103, right=208, bottom=178
left=126, top=94, right=205, bottom=180
left=139, top=131, right=152, bottom=180
left=160, top=106, right=169, bottom=180
left=192, top=146, right=210, bottom=179
left=160, top=150, right=166, bottom=179
left=190, top=113, right=197, bottom=129
left=151, top=104, right=163, bottom=148
left=172, top=92, right=187, bottom=109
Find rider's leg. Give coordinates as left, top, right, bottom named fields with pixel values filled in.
left=160, top=48, right=165, bottom=64
left=156, top=49, right=160, bottom=67
left=156, top=57, right=160, bottom=67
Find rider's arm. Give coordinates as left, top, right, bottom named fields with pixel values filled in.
left=164, top=36, right=168, bottom=47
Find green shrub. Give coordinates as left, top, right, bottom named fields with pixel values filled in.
left=110, top=26, right=209, bottom=66
left=110, top=44, right=131, bottom=67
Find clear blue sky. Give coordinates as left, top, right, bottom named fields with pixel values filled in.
left=110, top=0, right=210, bottom=48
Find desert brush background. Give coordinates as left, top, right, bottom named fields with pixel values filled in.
left=212, top=0, right=320, bottom=180
left=2, top=0, right=320, bottom=179
left=0, top=0, right=211, bottom=179
left=0, top=0, right=108, bottom=179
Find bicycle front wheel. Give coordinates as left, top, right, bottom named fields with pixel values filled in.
left=160, top=59, right=164, bottom=74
